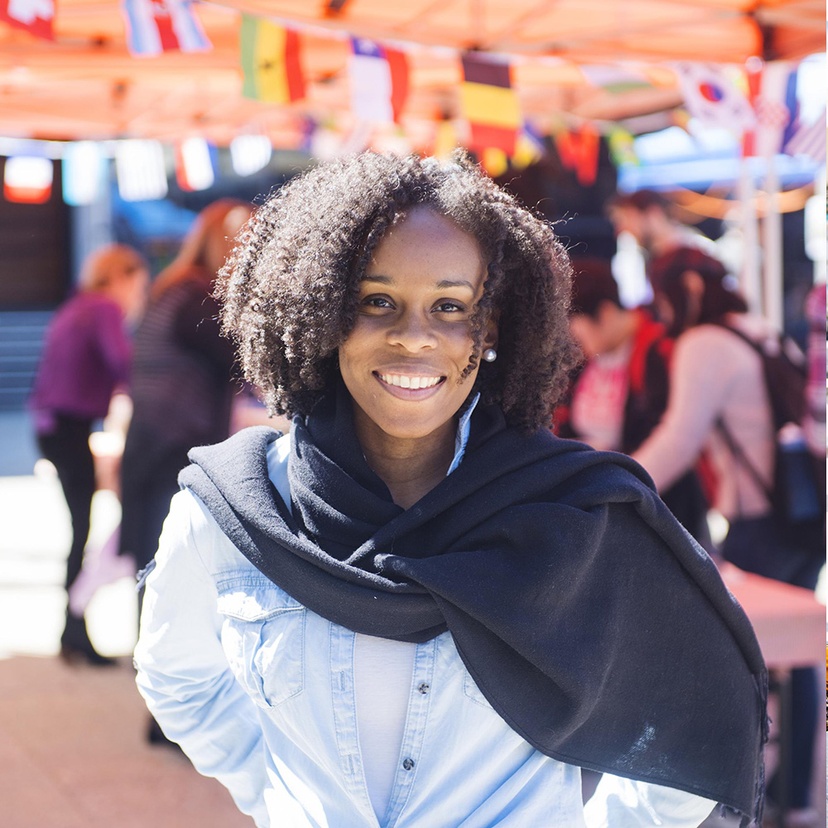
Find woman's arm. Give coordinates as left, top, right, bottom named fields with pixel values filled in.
left=134, top=489, right=270, bottom=828
left=632, top=328, right=736, bottom=492
left=584, top=775, right=717, bottom=828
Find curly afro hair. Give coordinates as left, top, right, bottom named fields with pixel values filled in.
left=217, top=150, right=580, bottom=432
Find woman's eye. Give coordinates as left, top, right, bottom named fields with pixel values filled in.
left=434, top=300, right=465, bottom=313
left=361, top=295, right=393, bottom=310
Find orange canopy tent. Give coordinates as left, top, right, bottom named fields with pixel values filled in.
left=0, top=0, right=823, bottom=146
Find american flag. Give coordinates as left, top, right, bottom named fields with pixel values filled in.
left=784, top=108, right=826, bottom=163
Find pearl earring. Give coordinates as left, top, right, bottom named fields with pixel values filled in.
left=482, top=348, right=497, bottom=363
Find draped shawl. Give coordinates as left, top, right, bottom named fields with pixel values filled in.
left=179, top=389, right=767, bottom=823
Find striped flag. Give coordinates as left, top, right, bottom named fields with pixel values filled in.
left=121, top=0, right=211, bottom=56
left=175, top=137, right=215, bottom=191
left=460, top=53, right=521, bottom=155
left=240, top=15, right=305, bottom=104
left=349, top=38, right=408, bottom=123
left=0, top=0, right=54, bottom=40
left=115, top=140, right=168, bottom=202
left=784, top=107, right=826, bottom=163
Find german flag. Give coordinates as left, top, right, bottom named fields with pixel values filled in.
left=460, top=53, right=521, bottom=155
left=240, top=16, right=305, bottom=104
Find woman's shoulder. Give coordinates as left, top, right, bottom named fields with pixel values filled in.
left=66, top=290, right=120, bottom=319
left=677, top=318, right=764, bottom=362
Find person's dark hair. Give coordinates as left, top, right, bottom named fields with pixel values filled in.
left=569, top=257, right=621, bottom=318
left=217, top=151, right=580, bottom=432
left=606, top=189, right=670, bottom=216
left=652, top=247, right=748, bottom=335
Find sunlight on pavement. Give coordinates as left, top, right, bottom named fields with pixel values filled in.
left=0, top=470, right=137, bottom=660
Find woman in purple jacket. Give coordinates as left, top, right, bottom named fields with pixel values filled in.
left=30, top=243, right=148, bottom=665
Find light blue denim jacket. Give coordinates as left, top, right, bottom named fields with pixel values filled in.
left=134, top=406, right=715, bottom=828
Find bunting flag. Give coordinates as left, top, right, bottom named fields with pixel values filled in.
left=240, top=15, right=305, bottom=104
left=607, top=125, right=639, bottom=168
left=579, top=64, right=651, bottom=94
left=554, top=124, right=600, bottom=186
left=460, top=53, right=521, bottom=155
left=674, top=62, right=755, bottom=136
left=742, top=61, right=797, bottom=158
left=3, top=155, right=53, bottom=203
left=481, top=147, right=509, bottom=177
left=230, top=133, right=272, bottom=176
left=784, top=106, right=827, bottom=163
left=122, top=0, right=210, bottom=56
left=115, top=140, right=168, bottom=201
left=512, top=123, right=546, bottom=169
left=62, top=141, right=105, bottom=206
left=433, top=119, right=459, bottom=159
left=175, top=137, right=215, bottom=191
left=0, top=0, right=54, bottom=39
left=348, top=38, right=409, bottom=123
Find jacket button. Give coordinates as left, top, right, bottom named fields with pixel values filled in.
left=417, top=682, right=430, bottom=694
left=402, top=758, right=415, bottom=771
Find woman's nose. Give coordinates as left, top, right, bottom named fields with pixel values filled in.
left=386, top=310, right=438, bottom=352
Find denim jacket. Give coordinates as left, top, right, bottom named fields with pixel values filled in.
left=134, top=412, right=715, bottom=828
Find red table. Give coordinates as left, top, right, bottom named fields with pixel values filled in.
left=721, top=563, right=825, bottom=670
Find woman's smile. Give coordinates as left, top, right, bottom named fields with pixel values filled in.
left=374, top=370, right=445, bottom=393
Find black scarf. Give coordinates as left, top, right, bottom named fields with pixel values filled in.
left=180, top=388, right=767, bottom=823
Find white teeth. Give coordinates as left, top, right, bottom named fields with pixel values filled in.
left=380, top=373, right=441, bottom=389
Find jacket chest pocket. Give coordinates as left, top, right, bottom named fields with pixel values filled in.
left=216, top=577, right=306, bottom=709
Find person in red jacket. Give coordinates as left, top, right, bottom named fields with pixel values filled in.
left=555, top=257, right=711, bottom=550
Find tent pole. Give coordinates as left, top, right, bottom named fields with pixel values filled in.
left=738, top=157, right=762, bottom=315
left=761, top=154, right=784, bottom=330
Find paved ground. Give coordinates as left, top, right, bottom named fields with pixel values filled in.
left=0, top=464, right=253, bottom=828
left=0, top=409, right=823, bottom=827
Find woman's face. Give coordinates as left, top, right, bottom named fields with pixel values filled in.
left=338, top=207, right=496, bottom=453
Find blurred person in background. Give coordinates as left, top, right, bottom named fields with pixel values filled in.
left=119, top=199, right=252, bottom=596
left=555, top=257, right=711, bottom=550
left=607, top=189, right=720, bottom=282
left=606, top=189, right=719, bottom=258
left=29, top=243, right=149, bottom=666
left=631, top=247, right=822, bottom=828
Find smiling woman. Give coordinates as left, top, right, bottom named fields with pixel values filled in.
left=134, top=151, right=769, bottom=828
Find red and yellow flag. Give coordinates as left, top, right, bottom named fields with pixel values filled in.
left=240, top=15, right=305, bottom=104
left=460, top=53, right=521, bottom=155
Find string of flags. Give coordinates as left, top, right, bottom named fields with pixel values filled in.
left=0, top=3, right=824, bottom=204
left=2, top=1, right=823, bottom=165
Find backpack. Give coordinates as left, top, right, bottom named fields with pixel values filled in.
left=716, top=324, right=825, bottom=529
